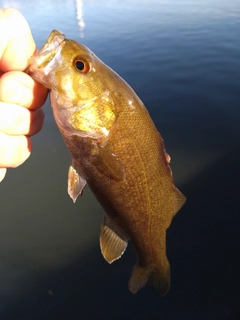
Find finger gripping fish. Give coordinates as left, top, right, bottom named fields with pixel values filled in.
left=28, top=30, right=186, bottom=295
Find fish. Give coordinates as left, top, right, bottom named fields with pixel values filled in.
left=27, top=30, right=186, bottom=295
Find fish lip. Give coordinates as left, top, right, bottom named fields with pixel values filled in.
left=39, top=29, right=65, bottom=55
left=29, top=30, right=65, bottom=70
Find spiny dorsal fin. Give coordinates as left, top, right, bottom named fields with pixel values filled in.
left=68, top=159, right=86, bottom=203
left=172, top=188, right=186, bottom=217
left=100, top=215, right=128, bottom=264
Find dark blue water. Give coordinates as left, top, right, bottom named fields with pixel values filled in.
left=0, top=0, right=239, bottom=319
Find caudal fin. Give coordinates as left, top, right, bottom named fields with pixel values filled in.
left=128, top=261, right=170, bottom=296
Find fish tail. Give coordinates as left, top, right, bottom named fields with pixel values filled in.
left=128, top=260, right=170, bottom=296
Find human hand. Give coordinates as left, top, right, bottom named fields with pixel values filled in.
left=0, top=8, right=48, bottom=182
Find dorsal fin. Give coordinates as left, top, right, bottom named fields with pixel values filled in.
left=100, top=215, right=128, bottom=264
left=172, top=188, right=186, bottom=217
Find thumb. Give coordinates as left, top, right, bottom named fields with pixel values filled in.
left=0, top=8, right=36, bottom=72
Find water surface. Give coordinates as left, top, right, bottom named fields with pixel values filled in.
left=0, top=0, right=239, bottom=319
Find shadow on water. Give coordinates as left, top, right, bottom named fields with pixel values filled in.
left=1, top=146, right=240, bottom=320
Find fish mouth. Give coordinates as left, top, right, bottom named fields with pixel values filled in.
left=28, top=30, right=65, bottom=71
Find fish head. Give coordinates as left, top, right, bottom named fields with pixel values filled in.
left=28, top=29, right=105, bottom=103
left=28, top=30, right=117, bottom=138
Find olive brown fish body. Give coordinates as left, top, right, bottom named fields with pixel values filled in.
left=28, top=30, right=186, bottom=295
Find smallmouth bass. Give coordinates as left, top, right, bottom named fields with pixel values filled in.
left=28, top=30, right=186, bottom=295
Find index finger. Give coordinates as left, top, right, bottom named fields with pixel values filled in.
left=0, top=8, right=36, bottom=72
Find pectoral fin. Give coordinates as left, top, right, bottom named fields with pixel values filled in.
left=100, top=215, right=128, bottom=263
left=68, top=159, right=87, bottom=203
left=91, top=144, right=125, bottom=181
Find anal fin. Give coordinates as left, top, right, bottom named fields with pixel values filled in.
left=100, top=215, right=128, bottom=264
left=68, top=159, right=87, bottom=203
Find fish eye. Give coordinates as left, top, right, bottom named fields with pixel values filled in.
left=74, top=57, right=91, bottom=73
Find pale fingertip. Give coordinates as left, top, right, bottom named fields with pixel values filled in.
left=0, top=133, right=32, bottom=168
left=0, top=101, right=30, bottom=135
left=0, top=168, right=7, bottom=182
left=0, top=71, right=32, bottom=107
left=0, top=102, right=45, bottom=136
left=0, top=71, right=48, bottom=109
